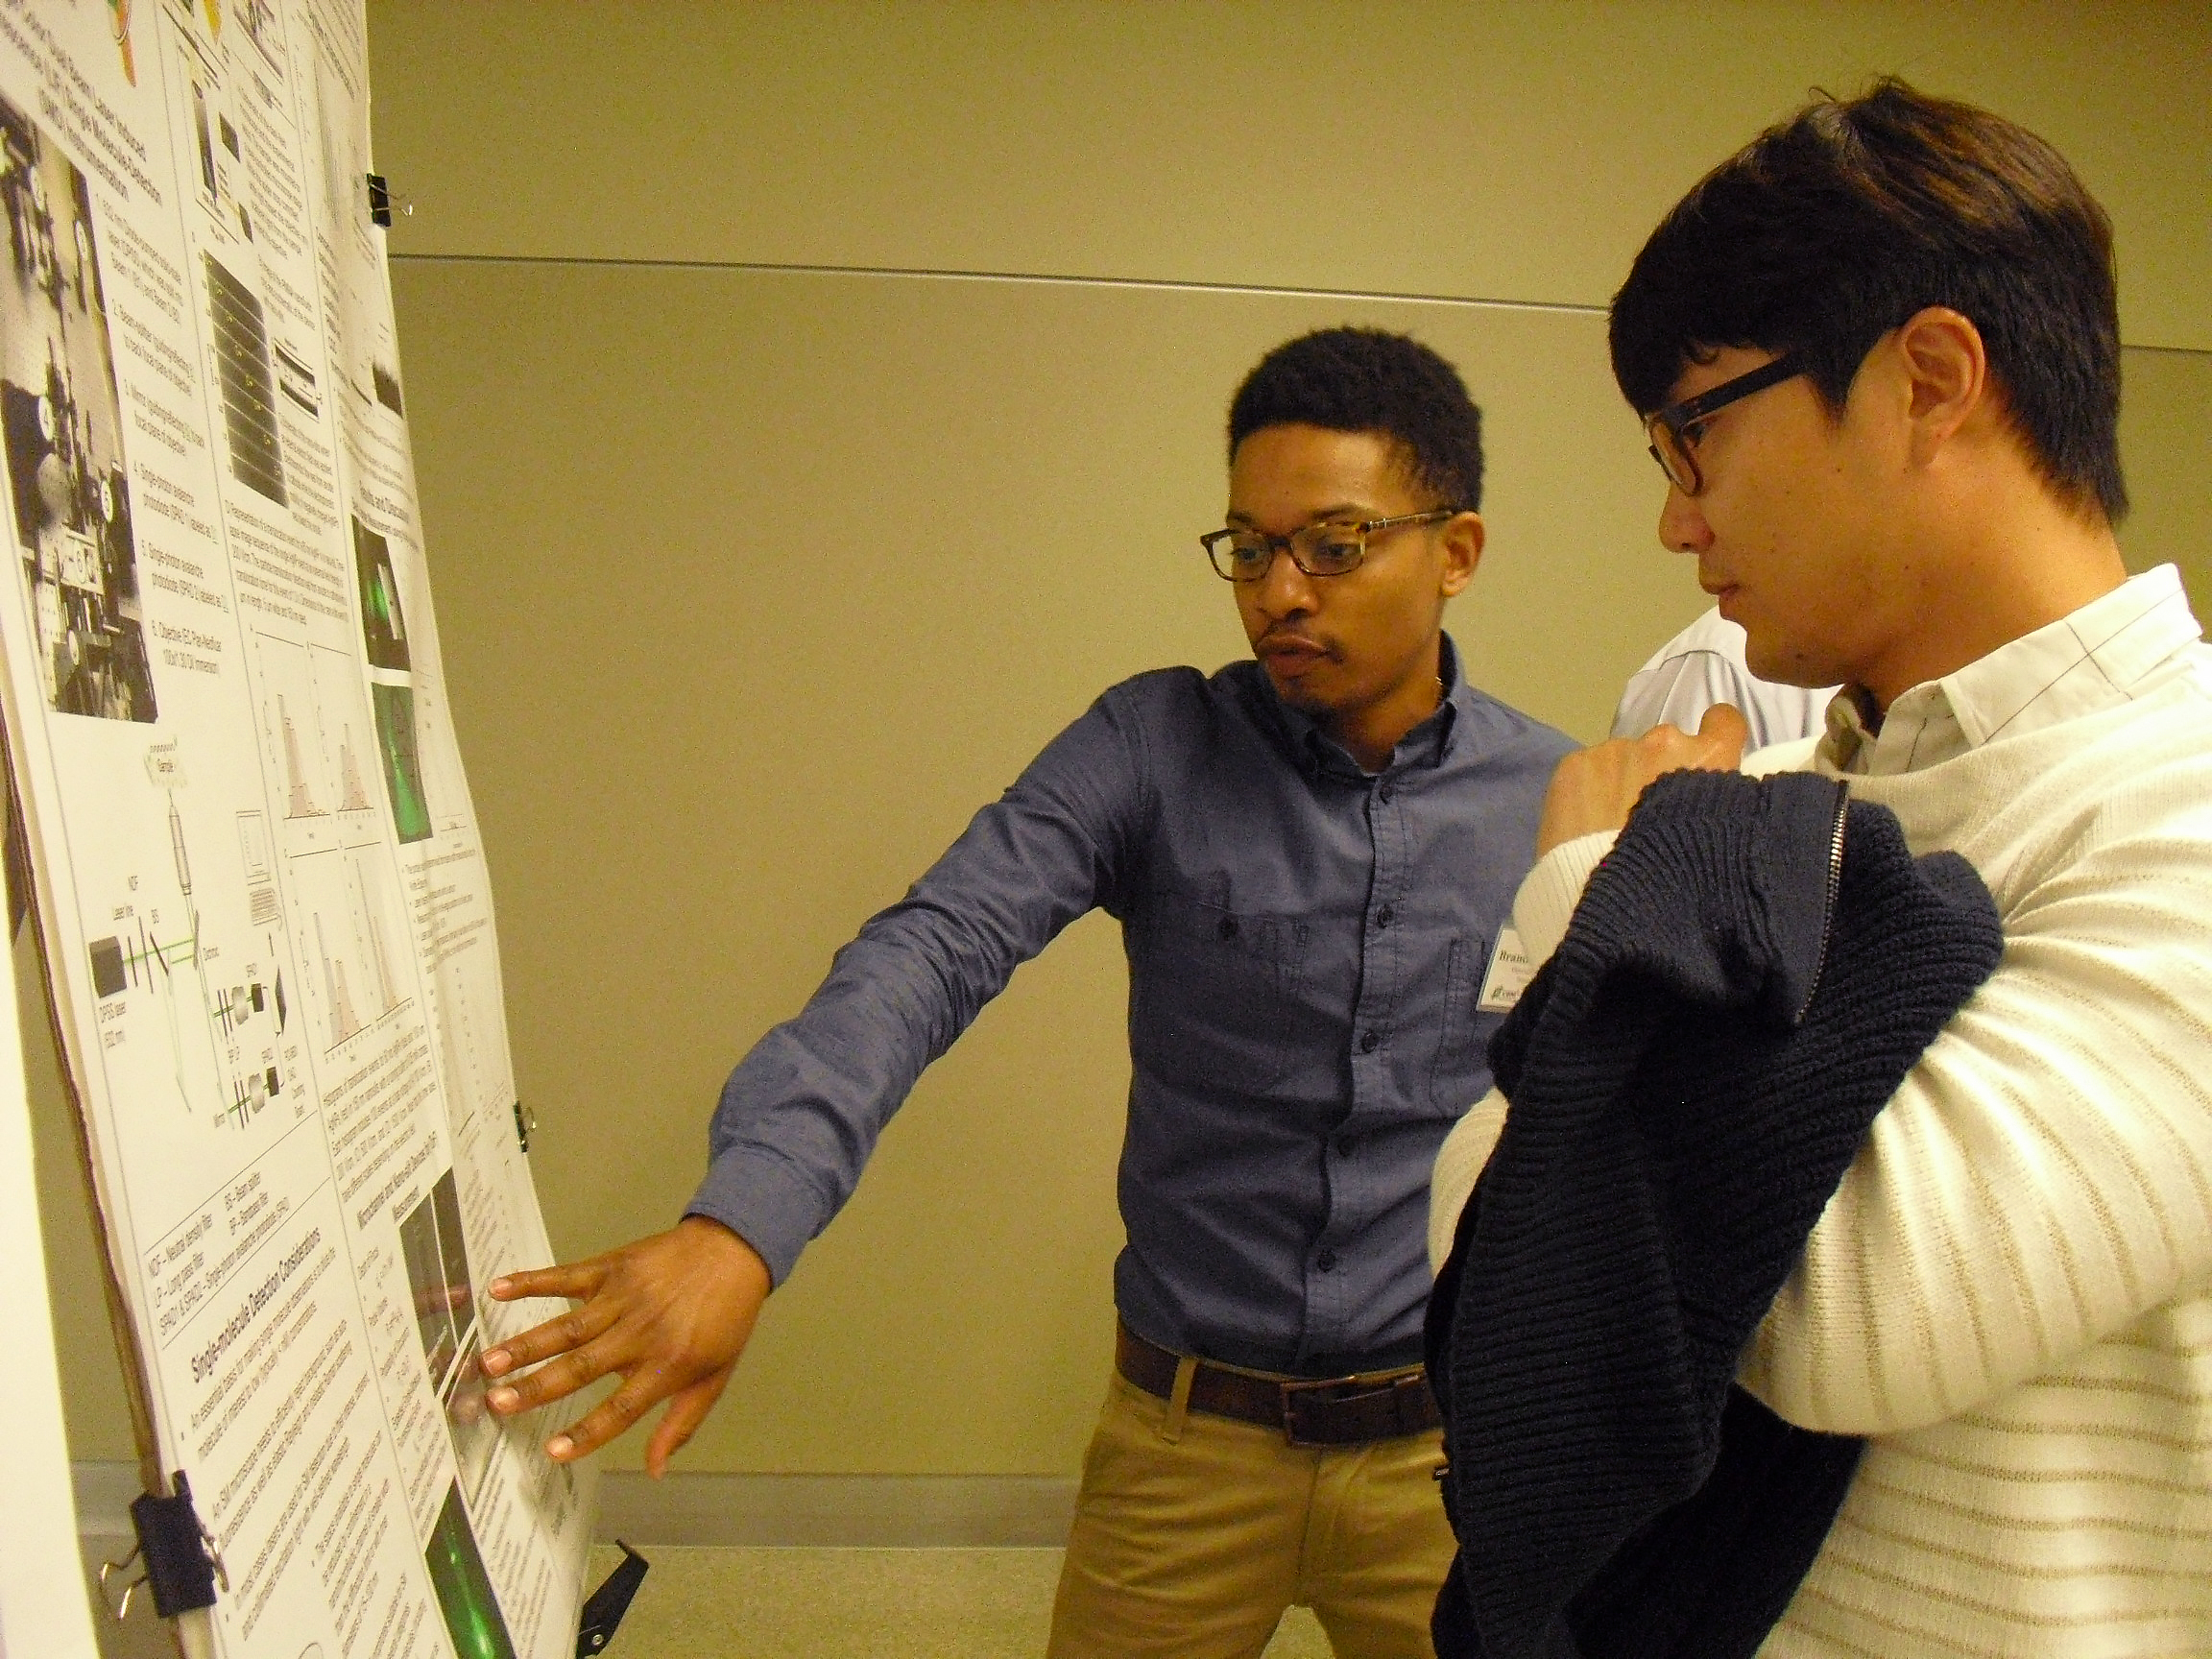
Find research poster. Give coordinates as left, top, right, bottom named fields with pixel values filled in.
left=0, top=3, right=592, bottom=1655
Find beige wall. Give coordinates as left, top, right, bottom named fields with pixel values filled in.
left=42, top=1, right=2212, bottom=1476
left=367, top=0, right=2210, bottom=353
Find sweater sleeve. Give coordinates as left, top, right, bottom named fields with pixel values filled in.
left=1425, top=830, right=1616, bottom=1271
left=1512, top=830, right=1615, bottom=965
left=1742, top=763, right=2212, bottom=1435
left=1429, top=1092, right=1506, bottom=1275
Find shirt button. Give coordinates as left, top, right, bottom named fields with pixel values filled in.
left=1316, top=1249, right=1338, bottom=1272
left=1334, top=1134, right=1356, bottom=1157
left=1217, top=916, right=1238, bottom=940
left=1377, top=782, right=1395, bottom=804
left=1375, top=905, right=1394, bottom=929
left=1358, top=1030, right=1380, bottom=1053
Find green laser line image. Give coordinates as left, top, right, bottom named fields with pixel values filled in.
left=424, top=1482, right=517, bottom=1659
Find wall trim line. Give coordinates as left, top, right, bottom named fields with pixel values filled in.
left=388, top=251, right=1611, bottom=318
left=385, top=254, right=2211, bottom=356
left=74, top=1461, right=1077, bottom=1549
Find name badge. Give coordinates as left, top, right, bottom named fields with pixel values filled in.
left=1477, top=926, right=1534, bottom=1014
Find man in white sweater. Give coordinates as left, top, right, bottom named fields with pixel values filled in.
left=1431, top=81, right=2212, bottom=1656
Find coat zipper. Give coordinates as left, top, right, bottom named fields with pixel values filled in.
left=1793, top=782, right=1849, bottom=1024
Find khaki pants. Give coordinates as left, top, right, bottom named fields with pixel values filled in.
left=1047, top=1370, right=1455, bottom=1658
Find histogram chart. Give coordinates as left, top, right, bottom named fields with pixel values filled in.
left=249, top=631, right=379, bottom=848
left=424, top=916, right=516, bottom=1140
left=288, top=842, right=413, bottom=1057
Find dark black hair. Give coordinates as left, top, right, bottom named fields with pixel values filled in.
left=1228, top=327, right=1484, bottom=511
left=1610, top=78, right=2125, bottom=522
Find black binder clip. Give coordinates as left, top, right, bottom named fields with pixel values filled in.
left=514, top=1098, right=536, bottom=1154
left=366, top=173, right=413, bottom=228
left=103, top=1470, right=227, bottom=1621
left=575, top=1540, right=649, bottom=1656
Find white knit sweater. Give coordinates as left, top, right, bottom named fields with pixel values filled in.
left=1431, top=568, right=2212, bottom=1657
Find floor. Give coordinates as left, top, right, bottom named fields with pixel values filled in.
left=580, top=1545, right=1335, bottom=1658
left=77, top=1541, right=1337, bottom=1657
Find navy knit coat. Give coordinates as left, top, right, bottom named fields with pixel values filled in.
left=1428, top=768, right=2004, bottom=1659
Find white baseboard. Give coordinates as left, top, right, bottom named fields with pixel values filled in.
left=74, top=1461, right=1076, bottom=1550
left=72, top=1461, right=139, bottom=1539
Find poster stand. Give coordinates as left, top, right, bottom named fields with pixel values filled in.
left=574, top=1545, right=649, bottom=1659
left=122, top=1473, right=227, bottom=1622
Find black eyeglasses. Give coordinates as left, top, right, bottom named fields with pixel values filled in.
left=1199, top=510, right=1456, bottom=582
left=1644, top=352, right=1806, bottom=496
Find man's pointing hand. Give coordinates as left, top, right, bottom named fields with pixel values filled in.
left=480, top=1214, right=770, bottom=1477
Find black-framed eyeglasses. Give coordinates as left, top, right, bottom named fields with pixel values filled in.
left=1644, top=352, right=1806, bottom=496
left=1199, top=510, right=1457, bottom=583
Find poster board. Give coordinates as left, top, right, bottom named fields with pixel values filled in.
left=0, top=3, right=592, bottom=1655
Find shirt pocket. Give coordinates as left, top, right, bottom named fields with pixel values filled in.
left=1428, top=933, right=1503, bottom=1117
left=1128, top=892, right=1309, bottom=1096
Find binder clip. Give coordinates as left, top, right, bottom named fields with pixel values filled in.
left=102, top=1470, right=227, bottom=1621
left=576, top=1540, right=649, bottom=1656
left=514, top=1099, right=537, bottom=1154
left=366, top=173, right=413, bottom=228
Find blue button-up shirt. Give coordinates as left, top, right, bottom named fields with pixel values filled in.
left=688, top=640, right=1572, bottom=1375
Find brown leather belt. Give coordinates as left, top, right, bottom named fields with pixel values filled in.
left=1116, top=1321, right=1441, bottom=1447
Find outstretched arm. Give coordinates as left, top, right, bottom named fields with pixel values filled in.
left=478, top=682, right=1156, bottom=1467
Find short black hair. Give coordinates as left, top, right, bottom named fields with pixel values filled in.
left=1228, top=327, right=1484, bottom=512
left=1610, top=78, right=2125, bottom=523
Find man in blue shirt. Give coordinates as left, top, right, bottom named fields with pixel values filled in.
left=480, top=327, right=1572, bottom=1655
